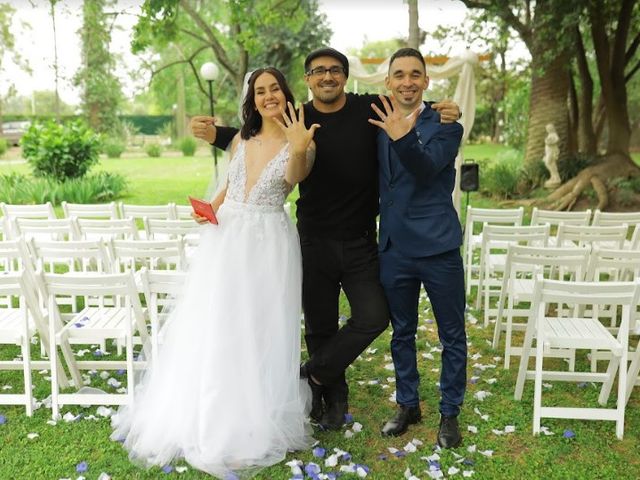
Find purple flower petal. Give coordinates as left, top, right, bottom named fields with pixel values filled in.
left=377, top=454, right=388, bottom=461
left=0, top=415, right=6, bottom=425
left=304, top=462, right=321, bottom=476
left=76, top=461, right=88, bottom=473
left=116, top=369, right=126, bottom=375
left=223, top=473, right=239, bottom=480
left=93, top=350, right=103, bottom=357
left=355, top=464, right=370, bottom=473
left=563, top=429, right=575, bottom=438
left=344, top=413, right=354, bottom=424
left=341, top=452, right=352, bottom=462
left=312, top=446, right=326, bottom=458
left=463, top=459, right=475, bottom=466
left=162, top=465, right=174, bottom=473
left=429, top=460, right=441, bottom=470
left=393, top=451, right=407, bottom=458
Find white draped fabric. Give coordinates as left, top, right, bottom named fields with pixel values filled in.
left=347, top=50, right=480, bottom=215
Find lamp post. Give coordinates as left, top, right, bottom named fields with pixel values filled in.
left=199, top=62, right=220, bottom=180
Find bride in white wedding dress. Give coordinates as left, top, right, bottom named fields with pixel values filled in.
left=111, top=67, right=319, bottom=478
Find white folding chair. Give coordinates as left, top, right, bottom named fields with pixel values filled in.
left=462, top=206, right=524, bottom=297
left=585, top=247, right=640, bottom=371
left=143, top=218, right=200, bottom=250
left=629, top=224, right=640, bottom=250
left=514, top=274, right=640, bottom=439
left=477, top=224, right=549, bottom=324
left=110, top=238, right=186, bottom=275
left=119, top=203, right=176, bottom=221
left=139, top=268, right=187, bottom=360
left=530, top=208, right=591, bottom=246
left=61, top=201, right=119, bottom=220
left=493, top=245, right=590, bottom=369
left=591, top=210, right=640, bottom=249
left=12, top=217, right=80, bottom=242
left=76, top=218, right=140, bottom=241
left=40, top=270, right=149, bottom=418
left=0, top=272, right=37, bottom=415
left=557, top=223, right=628, bottom=249
left=173, top=204, right=194, bottom=220
left=1, top=202, right=57, bottom=239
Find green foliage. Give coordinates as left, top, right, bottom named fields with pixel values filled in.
left=0, top=171, right=127, bottom=204
left=500, top=76, right=530, bottom=149
left=0, top=137, right=7, bottom=156
left=178, top=137, right=197, bottom=157
left=517, top=159, right=549, bottom=192
left=132, top=0, right=331, bottom=121
left=480, top=150, right=521, bottom=199
left=557, top=153, right=597, bottom=183
left=145, top=143, right=162, bottom=158
left=73, top=0, right=123, bottom=133
left=103, top=139, right=126, bottom=158
left=21, top=120, right=102, bottom=182
left=609, top=176, right=640, bottom=207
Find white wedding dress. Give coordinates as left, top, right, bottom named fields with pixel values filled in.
left=111, top=140, right=313, bottom=478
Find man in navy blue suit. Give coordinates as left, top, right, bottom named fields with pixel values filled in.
left=369, top=48, right=466, bottom=448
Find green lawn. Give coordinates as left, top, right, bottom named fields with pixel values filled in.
left=1, top=147, right=640, bottom=479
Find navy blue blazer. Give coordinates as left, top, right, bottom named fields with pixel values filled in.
left=378, top=102, right=464, bottom=257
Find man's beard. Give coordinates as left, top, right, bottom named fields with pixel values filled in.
left=314, top=83, right=343, bottom=105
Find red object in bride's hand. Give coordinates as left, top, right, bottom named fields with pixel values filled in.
left=189, top=196, right=218, bottom=224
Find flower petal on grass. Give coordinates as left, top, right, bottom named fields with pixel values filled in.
left=563, top=429, right=575, bottom=438
left=76, top=462, right=88, bottom=473
left=0, top=414, right=6, bottom=425
left=467, top=425, right=478, bottom=434
left=504, top=425, right=516, bottom=433
left=344, top=413, right=354, bottom=424
left=473, top=391, right=492, bottom=401
left=312, top=447, right=326, bottom=458
left=352, top=422, right=363, bottom=433
left=161, top=465, right=173, bottom=473
left=448, top=466, right=461, bottom=475
left=175, top=466, right=188, bottom=473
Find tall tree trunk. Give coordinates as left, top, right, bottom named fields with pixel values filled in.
left=524, top=49, right=570, bottom=165
left=574, top=25, right=597, bottom=154
left=407, top=0, right=420, bottom=49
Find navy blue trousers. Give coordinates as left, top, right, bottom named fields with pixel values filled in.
left=380, top=244, right=467, bottom=416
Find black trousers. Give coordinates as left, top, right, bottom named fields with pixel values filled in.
left=300, top=229, right=390, bottom=397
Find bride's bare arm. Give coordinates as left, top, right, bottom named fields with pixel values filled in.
left=278, top=102, right=320, bottom=185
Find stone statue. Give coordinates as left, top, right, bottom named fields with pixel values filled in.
left=543, top=123, right=561, bottom=188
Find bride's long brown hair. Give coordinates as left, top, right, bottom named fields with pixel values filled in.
left=240, top=67, right=296, bottom=140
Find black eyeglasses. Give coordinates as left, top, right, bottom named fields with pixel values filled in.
left=306, top=66, right=346, bottom=77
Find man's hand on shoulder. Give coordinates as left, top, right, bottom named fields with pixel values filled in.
left=432, top=99, right=461, bottom=124
left=190, top=116, right=217, bottom=144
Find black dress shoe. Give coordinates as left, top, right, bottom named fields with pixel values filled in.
left=437, top=415, right=462, bottom=448
left=381, top=405, right=422, bottom=437
left=320, top=400, right=348, bottom=430
left=300, top=363, right=324, bottom=422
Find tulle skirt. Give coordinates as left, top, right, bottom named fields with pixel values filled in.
left=111, top=199, right=313, bottom=478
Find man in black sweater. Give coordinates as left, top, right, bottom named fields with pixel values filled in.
left=190, top=47, right=460, bottom=430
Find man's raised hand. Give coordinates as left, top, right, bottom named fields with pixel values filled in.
left=190, top=116, right=217, bottom=144
left=368, top=95, right=420, bottom=141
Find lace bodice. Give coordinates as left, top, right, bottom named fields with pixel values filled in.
left=225, top=140, right=293, bottom=207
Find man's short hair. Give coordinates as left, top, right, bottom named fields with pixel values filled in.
left=304, top=47, right=349, bottom=78
left=389, top=48, right=426, bottom=71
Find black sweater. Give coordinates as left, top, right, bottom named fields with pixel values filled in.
left=214, top=93, right=381, bottom=237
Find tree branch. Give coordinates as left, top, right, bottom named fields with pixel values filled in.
left=178, top=0, right=237, bottom=78
left=625, top=31, right=640, bottom=66
left=625, top=58, right=640, bottom=83
left=460, top=0, right=531, bottom=48
left=611, top=0, right=634, bottom=76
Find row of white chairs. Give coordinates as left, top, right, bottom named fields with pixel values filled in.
left=0, top=259, right=186, bottom=418
left=1, top=201, right=192, bottom=222
left=513, top=274, right=640, bottom=439
left=1, top=216, right=201, bottom=245
left=463, top=207, right=640, bottom=298
left=490, top=244, right=640, bottom=369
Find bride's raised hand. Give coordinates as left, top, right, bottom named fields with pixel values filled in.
left=275, top=102, right=320, bottom=154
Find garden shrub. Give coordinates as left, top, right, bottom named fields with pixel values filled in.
left=145, top=143, right=162, bottom=158
left=103, top=139, right=126, bottom=158
left=557, top=153, right=597, bottom=183
left=178, top=137, right=197, bottom=157
left=480, top=150, right=521, bottom=199
left=0, top=171, right=127, bottom=205
left=21, top=120, right=101, bottom=182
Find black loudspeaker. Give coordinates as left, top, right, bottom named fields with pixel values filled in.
left=460, top=162, right=479, bottom=192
